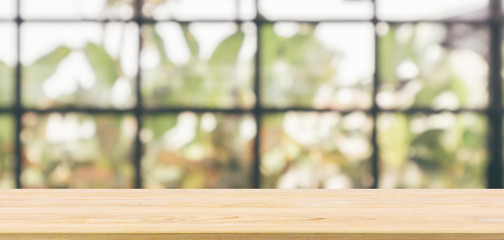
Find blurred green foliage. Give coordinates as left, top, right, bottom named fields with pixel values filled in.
left=24, top=46, right=72, bottom=85
left=21, top=113, right=135, bottom=188
left=261, top=112, right=373, bottom=188
left=141, top=23, right=255, bottom=109
left=84, top=43, right=120, bottom=87
left=0, top=116, right=15, bottom=188
left=23, top=46, right=71, bottom=107
left=22, top=23, right=136, bottom=109
left=378, top=113, right=487, bottom=188
left=378, top=23, right=488, bottom=109
left=0, top=62, right=14, bottom=106
left=261, top=23, right=336, bottom=108
left=142, top=113, right=253, bottom=188
left=0, top=11, right=497, bottom=188
left=261, top=23, right=374, bottom=109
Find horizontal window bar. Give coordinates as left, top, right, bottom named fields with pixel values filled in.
left=0, top=107, right=491, bottom=114
left=0, top=18, right=496, bottom=25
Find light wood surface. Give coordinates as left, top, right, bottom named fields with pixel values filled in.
left=0, top=189, right=503, bottom=240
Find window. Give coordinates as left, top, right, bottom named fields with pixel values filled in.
left=0, top=0, right=502, bottom=188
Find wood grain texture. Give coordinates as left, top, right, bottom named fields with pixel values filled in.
left=0, top=189, right=503, bottom=240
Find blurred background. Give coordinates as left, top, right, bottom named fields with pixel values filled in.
left=0, top=0, right=503, bottom=189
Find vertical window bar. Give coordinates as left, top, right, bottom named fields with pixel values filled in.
left=14, top=0, right=22, bottom=188
left=133, top=0, right=143, bottom=188
left=370, top=0, right=380, bottom=188
left=487, top=0, right=503, bottom=188
left=252, top=0, right=262, bottom=188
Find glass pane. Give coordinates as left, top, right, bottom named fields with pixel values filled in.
left=238, top=0, right=256, bottom=20
left=0, top=23, right=16, bottom=106
left=141, top=22, right=255, bottom=109
left=377, top=23, right=488, bottom=110
left=143, top=0, right=253, bottom=20
left=0, top=115, right=15, bottom=188
left=377, top=0, right=488, bottom=21
left=21, top=23, right=138, bottom=109
left=0, top=0, right=16, bottom=19
left=502, top=0, right=504, bottom=15
left=378, top=112, right=487, bottom=188
left=21, top=0, right=134, bottom=20
left=259, top=0, right=373, bottom=20
left=261, top=23, right=374, bottom=110
left=261, top=112, right=373, bottom=188
left=21, top=113, right=136, bottom=188
left=142, top=112, right=254, bottom=188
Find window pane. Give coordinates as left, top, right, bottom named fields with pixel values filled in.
left=142, top=113, right=254, bottom=188
left=261, top=112, right=374, bottom=188
left=259, top=0, right=373, bottom=20
left=0, top=115, right=15, bottom=188
left=141, top=22, right=255, bottom=109
left=21, top=0, right=134, bottom=20
left=261, top=23, right=374, bottom=110
left=0, top=23, right=16, bottom=106
left=21, top=23, right=138, bottom=109
left=377, top=0, right=488, bottom=21
left=378, top=113, right=487, bottom=188
left=143, top=0, right=254, bottom=20
left=21, top=113, right=136, bottom=188
left=0, top=0, right=16, bottom=19
left=378, top=23, right=488, bottom=110
left=238, top=0, right=256, bottom=20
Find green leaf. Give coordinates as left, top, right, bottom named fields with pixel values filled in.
left=149, top=26, right=171, bottom=65
left=0, top=115, right=13, bottom=144
left=283, top=27, right=316, bottom=63
left=84, top=43, right=119, bottom=86
left=449, top=76, right=469, bottom=106
left=145, top=115, right=178, bottom=139
left=0, top=62, right=13, bottom=105
left=208, top=30, right=245, bottom=67
left=23, top=46, right=72, bottom=85
left=181, top=25, right=199, bottom=57
left=378, top=114, right=410, bottom=167
left=260, top=24, right=281, bottom=65
left=378, top=26, right=396, bottom=83
left=22, top=46, right=72, bottom=106
left=411, top=129, right=445, bottom=170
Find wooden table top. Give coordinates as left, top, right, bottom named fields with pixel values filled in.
left=0, top=189, right=503, bottom=240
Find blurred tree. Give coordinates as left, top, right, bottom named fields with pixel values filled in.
left=0, top=3, right=494, bottom=189
left=141, top=23, right=255, bottom=108
left=378, top=113, right=487, bottom=188
left=142, top=113, right=253, bottom=188
left=378, top=23, right=488, bottom=109
left=22, top=23, right=137, bottom=109
left=21, top=113, right=135, bottom=188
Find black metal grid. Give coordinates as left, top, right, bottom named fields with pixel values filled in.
left=2, top=0, right=502, bottom=188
